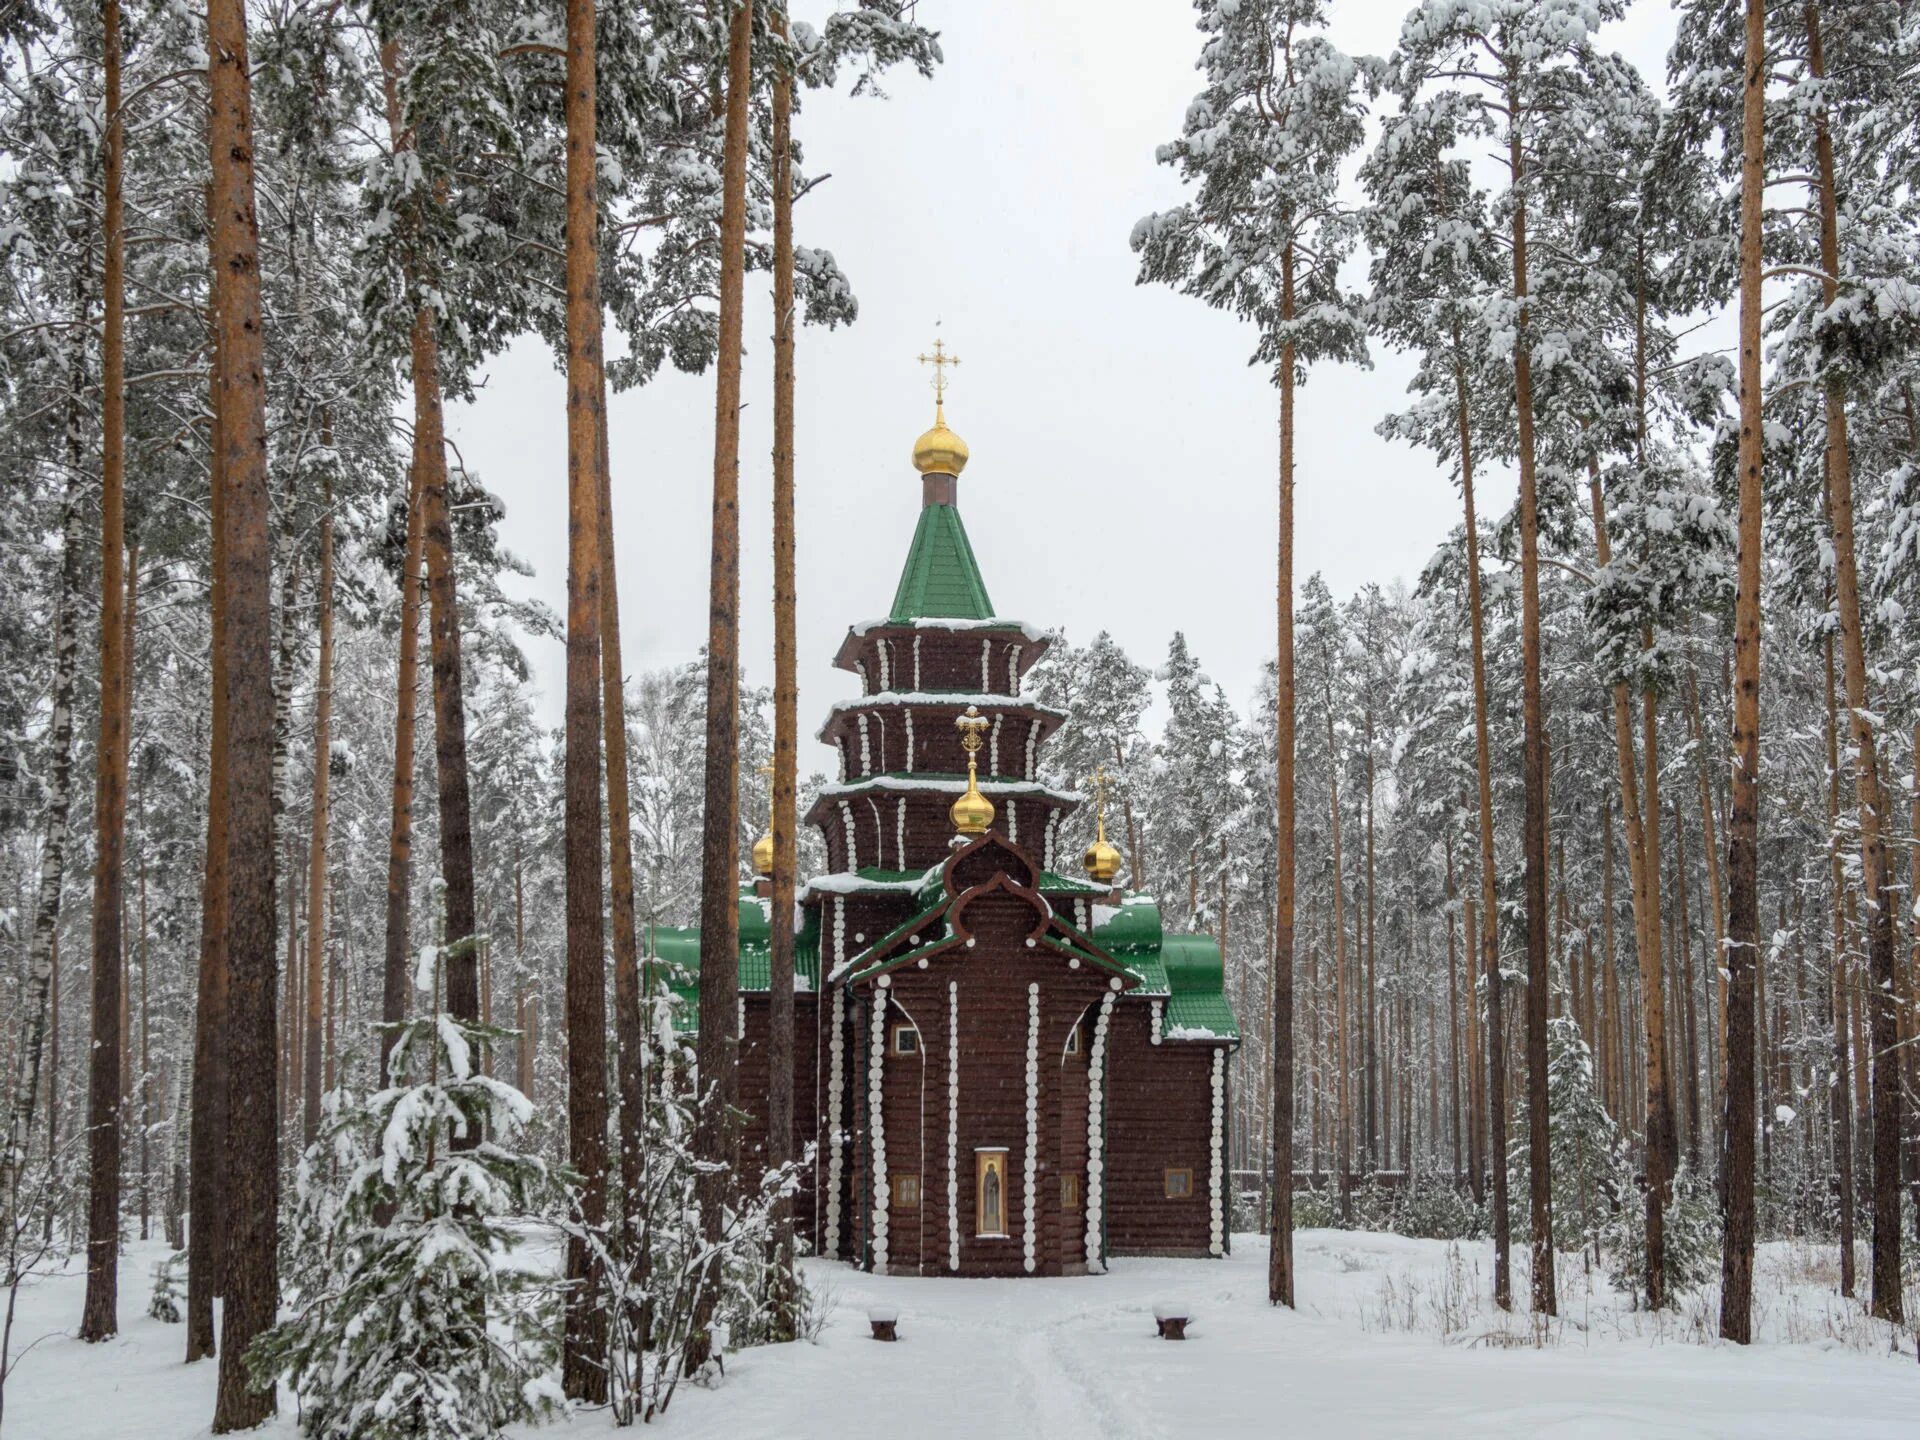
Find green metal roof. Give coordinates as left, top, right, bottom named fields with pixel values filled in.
left=888, top=502, right=993, bottom=621
left=1164, top=991, right=1239, bottom=1042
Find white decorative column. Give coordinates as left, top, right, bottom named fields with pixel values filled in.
left=1083, top=984, right=1119, bottom=1272
left=947, top=981, right=961, bottom=1271
left=1208, top=1047, right=1227, bottom=1257
left=1022, top=982, right=1041, bottom=1273
left=895, top=799, right=907, bottom=870
left=824, top=984, right=847, bottom=1256
left=1150, top=999, right=1164, bottom=1045
left=870, top=982, right=891, bottom=1272
left=979, top=638, right=991, bottom=690
left=857, top=714, right=873, bottom=775
left=913, top=635, right=922, bottom=691
left=905, top=710, right=915, bottom=772
left=839, top=801, right=857, bottom=867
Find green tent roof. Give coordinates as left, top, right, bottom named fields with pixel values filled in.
left=888, top=502, right=993, bottom=621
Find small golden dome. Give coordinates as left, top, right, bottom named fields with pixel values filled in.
left=751, top=828, right=774, bottom=877
left=951, top=780, right=995, bottom=836
left=912, top=401, right=969, bottom=478
left=1084, top=836, right=1123, bottom=885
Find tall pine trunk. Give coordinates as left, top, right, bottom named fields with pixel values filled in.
left=688, top=0, right=753, bottom=1372
left=560, top=0, right=608, bottom=1399
left=1804, top=0, right=1902, bottom=1323
left=1718, top=0, right=1766, bottom=1345
left=1454, top=347, right=1507, bottom=1307
left=207, top=0, right=280, bottom=1419
left=302, top=477, right=334, bottom=1142
left=81, top=0, right=129, bottom=1343
left=768, top=12, right=801, bottom=1338
left=1506, top=87, right=1556, bottom=1320
left=187, top=276, right=230, bottom=1360
left=1587, top=465, right=1671, bottom=1305
left=413, top=306, right=479, bottom=1022
left=1269, top=246, right=1297, bottom=1308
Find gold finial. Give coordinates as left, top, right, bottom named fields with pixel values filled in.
left=912, top=330, right=969, bottom=478
left=1083, top=764, right=1123, bottom=884
left=752, top=762, right=775, bottom=876
left=950, top=705, right=995, bottom=836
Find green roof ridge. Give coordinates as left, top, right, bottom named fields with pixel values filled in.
left=888, top=502, right=994, bottom=622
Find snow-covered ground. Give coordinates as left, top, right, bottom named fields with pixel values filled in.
left=6, top=1232, right=1913, bottom=1439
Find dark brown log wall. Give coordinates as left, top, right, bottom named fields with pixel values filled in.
left=1105, top=1006, right=1220, bottom=1256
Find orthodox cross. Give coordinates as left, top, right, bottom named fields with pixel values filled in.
left=1087, top=764, right=1114, bottom=838
left=757, top=762, right=776, bottom=819
left=955, top=704, right=989, bottom=759
left=917, top=335, right=961, bottom=407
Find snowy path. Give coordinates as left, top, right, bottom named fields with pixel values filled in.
left=5, top=1233, right=1913, bottom=1439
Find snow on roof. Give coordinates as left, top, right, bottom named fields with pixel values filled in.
left=815, top=691, right=1065, bottom=743
left=848, top=616, right=1048, bottom=642
left=814, top=774, right=1087, bottom=804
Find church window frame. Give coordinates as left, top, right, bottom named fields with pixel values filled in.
left=1061, top=1174, right=1080, bottom=1210
left=890, top=1023, right=919, bottom=1057
left=1164, top=1167, right=1195, bottom=1200
left=891, top=1174, right=921, bottom=1210
left=1063, top=1020, right=1083, bottom=1055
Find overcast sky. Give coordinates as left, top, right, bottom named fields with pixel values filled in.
left=447, top=0, right=1686, bottom=771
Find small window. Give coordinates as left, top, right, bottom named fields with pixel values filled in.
left=1064, top=1022, right=1082, bottom=1055
left=892, top=1174, right=921, bottom=1209
left=1164, top=1168, right=1194, bottom=1199
left=1061, top=1174, right=1080, bottom=1210
left=891, top=1024, right=919, bottom=1057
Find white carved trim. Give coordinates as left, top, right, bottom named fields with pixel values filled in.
left=870, top=985, right=891, bottom=1271
left=989, top=713, right=1002, bottom=776
left=1208, top=1048, right=1227, bottom=1256
left=839, top=801, right=858, bottom=868
left=1008, top=643, right=1022, bottom=694
left=896, top=799, right=907, bottom=870
left=905, top=710, right=915, bottom=773
left=856, top=658, right=869, bottom=694
left=1008, top=797, right=1018, bottom=845
left=980, top=638, right=991, bottom=691
left=948, top=981, right=961, bottom=1271
left=1084, top=989, right=1118, bottom=1271
left=913, top=635, right=923, bottom=691
left=825, top=984, right=847, bottom=1256
left=857, top=714, right=873, bottom=776
left=878, top=638, right=892, bottom=690
left=1150, top=999, right=1163, bottom=1045
left=1024, top=719, right=1040, bottom=780
left=1023, top=982, right=1041, bottom=1273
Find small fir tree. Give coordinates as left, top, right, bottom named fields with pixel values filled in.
left=247, top=1000, right=565, bottom=1440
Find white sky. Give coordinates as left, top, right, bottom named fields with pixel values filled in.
left=448, top=0, right=1685, bottom=771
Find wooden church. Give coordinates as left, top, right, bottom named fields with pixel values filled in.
left=657, top=347, right=1238, bottom=1276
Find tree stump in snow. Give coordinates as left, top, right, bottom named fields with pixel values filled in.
left=868, top=1307, right=899, bottom=1342
left=1153, top=1306, right=1189, bottom=1340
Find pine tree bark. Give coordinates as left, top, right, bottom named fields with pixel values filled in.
left=561, top=0, right=608, bottom=1399
left=80, top=0, right=129, bottom=1343
left=1587, top=465, right=1670, bottom=1303
left=412, top=309, right=479, bottom=1025
left=303, top=476, right=334, bottom=1143
left=377, top=42, right=427, bottom=1082
left=1454, top=347, right=1507, bottom=1306
left=1718, top=0, right=1766, bottom=1344
left=688, top=0, right=753, bottom=1373
left=1268, top=246, right=1297, bottom=1308
left=1326, top=675, right=1350, bottom=1211
left=1803, top=0, right=1902, bottom=1323
left=1506, top=87, right=1556, bottom=1319
left=768, top=11, right=802, bottom=1337
left=207, top=0, right=280, bottom=1419
left=187, top=279, right=231, bottom=1361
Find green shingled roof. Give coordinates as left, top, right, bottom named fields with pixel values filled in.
left=888, top=502, right=993, bottom=621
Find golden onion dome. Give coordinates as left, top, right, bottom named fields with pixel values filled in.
left=912, top=400, right=969, bottom=478
left=751, top=828, right=774, bottom=877
left=950, top=778, right=995, bottom=837
left=1083, top=835, right=1123, bottom=885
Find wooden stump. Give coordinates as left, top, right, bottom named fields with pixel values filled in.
left=1155, top=1314, right=1189, bottom=1340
